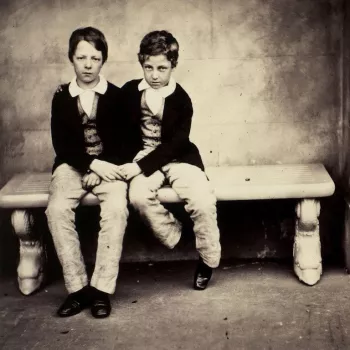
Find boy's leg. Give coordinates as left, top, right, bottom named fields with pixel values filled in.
left=129, top=171, right=182, bottom=249
left=163, top=163, right=221, bottom=269
left=90, top=180, right=129, bottom=294
left=45, top=164, right=88, bottom=293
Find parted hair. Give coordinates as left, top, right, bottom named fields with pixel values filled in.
left=138, top=30, right=179, bottom=68
left=68, top=26, right=108, bottom=63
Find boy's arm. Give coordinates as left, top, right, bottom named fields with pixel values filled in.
left=99, top=84, right=140, bottom=166
left=114, top=81, right=144, bottom=165
left=136, top=95, right=193, bottom=176
left=51, top=92, right=96, bottom=173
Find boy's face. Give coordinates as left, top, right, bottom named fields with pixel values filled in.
left=72, top=40, right=103, bottom=89
left=142, top=54, right=173, bottom=89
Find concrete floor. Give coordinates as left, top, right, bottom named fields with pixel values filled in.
left=1, top=260, right=350, bottom=350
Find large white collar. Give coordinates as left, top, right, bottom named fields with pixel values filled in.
left=68, top=75, right=108, bottom=97
left=138, top=77, right=176, bottom=98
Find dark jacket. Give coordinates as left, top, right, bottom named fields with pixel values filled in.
left=121, top=79, right=204, bottom=177
left=50, top=82, right=136, bottom=173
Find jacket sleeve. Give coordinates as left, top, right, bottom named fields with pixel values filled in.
left=136, top=93, right=193, bottom=176
left=117, top=81, right=144, bottom=164
left=51, top=91, right=96, bottom=173
left=95, top=89, right=123, bottom=165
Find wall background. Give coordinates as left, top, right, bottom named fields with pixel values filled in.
left=0, top=0, right=345, bottom=275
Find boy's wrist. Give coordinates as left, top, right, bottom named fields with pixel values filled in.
left=134, top=163, right=141, bottom=173
left=89, top=159, right=100, bottom=172
left=135, top=161, right=142, bottom=173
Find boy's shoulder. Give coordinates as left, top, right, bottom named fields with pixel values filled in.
left=167, top=82, right=192, bottom=107
left=121, top=79, right=191, bottom=100
left=121, top=79, right=142, bottom=91
left=106, top=80, right=120, bottom=91
left=173, top=82, right=191, bottom=100
left=53, top=83, right=69, bottom=96
left=52, top=81, right=121, bottom=99
left=105, top=81, right=121, bottom=97
left=52, top=83, right=71, bottom=105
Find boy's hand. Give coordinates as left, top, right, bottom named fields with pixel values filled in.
left=82, top=172, right=101, bottom=190
left=90, top=159, right=123, bottom=181
left=55, top=84, right=64, bottom=94
left=119, top=163, right=142, bottom=181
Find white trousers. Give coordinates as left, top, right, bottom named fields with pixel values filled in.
left=129, top=163, right=221, bottom=268
left=45, top=164, right=128, bottom=294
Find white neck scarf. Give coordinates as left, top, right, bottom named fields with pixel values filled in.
left=69, top=75, right=108, bottom=116
left=138, top=77, right=176, bottom=115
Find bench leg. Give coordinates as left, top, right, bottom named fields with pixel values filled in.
left=11, top=210, right=45, bottom=295
left=294, top=199, right=322, bottom=286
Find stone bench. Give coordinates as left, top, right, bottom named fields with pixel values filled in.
left=0, top=164, right=335, bottom=295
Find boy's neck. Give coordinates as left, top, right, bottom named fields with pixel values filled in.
left=77, top=76, right=100, bottom=90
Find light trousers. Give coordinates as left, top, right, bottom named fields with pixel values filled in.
left=45, top=163, right=128, bottom=294
left=129, top=163, right=221, bottom=268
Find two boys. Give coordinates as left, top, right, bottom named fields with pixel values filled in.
left=46, top=27, right=221, bottom=318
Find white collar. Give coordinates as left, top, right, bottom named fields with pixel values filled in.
left=68, top=75, right=108, bottom=97
left=138, top=77, right=176, bottom=98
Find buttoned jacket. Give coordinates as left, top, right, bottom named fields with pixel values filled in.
left=51, top=82, right=136, bottom=173
left=121, top=79, right=204, bottom=177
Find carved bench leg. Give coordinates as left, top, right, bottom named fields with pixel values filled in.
left=11, top=210, right=45, bottom=295
left=294, top=199, right=322, bottom=286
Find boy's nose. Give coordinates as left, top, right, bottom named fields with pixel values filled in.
left=85, top=59, right=92, bottom=68
left=151, top=72, right=159, bottom=80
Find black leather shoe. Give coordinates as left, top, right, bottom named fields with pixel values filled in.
left=194, top=259, right=213, bottom=290
left=57, top=287, right=91, bottom=317
left=91, top=290, right=111, bottom=318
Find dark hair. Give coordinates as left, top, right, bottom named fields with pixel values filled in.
left=68, top=26, right=108, bottom=63
left=138, top=30, right=179, bottom=68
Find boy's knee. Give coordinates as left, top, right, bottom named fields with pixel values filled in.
left=46, top=198, right=73, bottom=220
left=129, top=186, right=153, bottom=209
left=190, top=195, right=216, bottom=214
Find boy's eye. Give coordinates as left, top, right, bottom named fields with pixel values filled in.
left=92, top=57, right=101, bottom=62
left=159, top=67, right=167, bottom=72
left=144, top=66, right=152, bottom=71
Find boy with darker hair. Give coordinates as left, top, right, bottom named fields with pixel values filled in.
left=46, top=27, right=133, bottom=318
left=119, top=30, right=221, bottom=290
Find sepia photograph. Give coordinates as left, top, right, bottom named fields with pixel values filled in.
left=0, top=0, right=348, bottom=349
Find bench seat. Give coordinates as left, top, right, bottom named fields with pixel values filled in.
left=0, top=164, right=335, bottom=207
left=0, top=163, right=335, bottom=295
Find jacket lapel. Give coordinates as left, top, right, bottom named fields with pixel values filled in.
left=161, top=87, right=179, bottom=138
left=130, top=87, right=143, bottom=123
left=65, top=94, right=81, bottom=127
